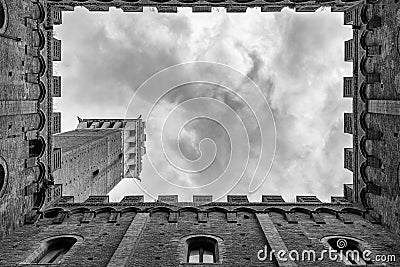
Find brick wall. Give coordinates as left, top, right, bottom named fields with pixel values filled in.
left=351, top=1, right=400, bottom=235
left=0, top=207, right=136, bottom=266
left=0, top=0, right=51, bottom=239
left=1, top=200, right=398, bottom=266
left=53, top=130, right=123, bottom=202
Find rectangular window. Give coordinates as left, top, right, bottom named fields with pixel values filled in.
left=343, top=77, right=353, bottom=97
left=53, top=112, right=61, bottom=134
left=344, top=39, right=353, bottom=62
left=52, top=9, right=62, bottom=25
left=344, top=113, right=353, bottom=134
left=344, top=10, right=354, bottom=25
left=53, top=38, right=62, bottom=61
left=53, top=148, right=62, bottom=170
left=53, top=76, right=61, bottom=97
left=344, top=148, right=353, bottom=172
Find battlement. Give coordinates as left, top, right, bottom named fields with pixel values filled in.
left=46, top=0, right=363, bottom=14
left=28, top=194, right=371, bottom=227
left=56, top=193, right=352, bottom=206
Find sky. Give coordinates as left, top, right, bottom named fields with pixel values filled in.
left=54, top=6, right=353, bottom=203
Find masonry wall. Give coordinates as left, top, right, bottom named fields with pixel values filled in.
left=75, top=118, right=147, bottom=180
left=347, top=0, right=400, bottom=235
left=0, top=207, right=136, bottom=267
left=53, top=130, right=123, bottom=202
left=269, top=210, right=400, bottom=266
left=0, top=0, right=52, bottom=239
left=46, top=0, right=361, bottom=13
left=0, top=199, right=398, bottom=266
left=128, top=209, right=274, bottom=267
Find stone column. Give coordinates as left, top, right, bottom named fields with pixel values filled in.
left=256, top=213, right=298, bottom=267
left=107, top=213, right=149, bottom=267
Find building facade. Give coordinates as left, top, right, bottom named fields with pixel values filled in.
left=53, top=129, right=124, bottom=202
left=0, top=192, right=399, bottom=266
left=342, top=1, right=400, bottom=235
left=0, top=0, right=53, bottom=239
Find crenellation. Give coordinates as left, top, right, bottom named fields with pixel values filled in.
left=262, top=195, right=285, bottom=203
left=344, top=112, right=353, bottom=134
left=343, top=76, right=353, bottom=97
left=157, top=6, right=178, bottom=13
left=52, top=8, right=62, bottom=25
left=52, top=38, right=61, bottom=61
left=52, top=76, right=61, bottom=97
left=52, top=111, right=61, bottom=134
left=295, top=195, right=321, bottom=203
left=226, top=6, right=247, bottom=13
left=344, top=38, right=354, bottom=61
left=344, top=148, right=354, bottom=171
left=227, top=195, right=249, bottom=203
left=193, top=195, right=213, bottom=205
left=84, top=195, right=110, bottom=204
left=158, top=194, right=179, bottom=203
left=120, top=195, right=144, bottom=203
left=47, top=0, right=363, bottom=14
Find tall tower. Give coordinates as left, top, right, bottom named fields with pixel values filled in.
left=52, top=129, right=124, bottom=202
left=76, top=117, right=146, bottom=181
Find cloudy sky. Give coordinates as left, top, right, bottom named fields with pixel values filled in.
left=54, top=6, right=353, bottom=203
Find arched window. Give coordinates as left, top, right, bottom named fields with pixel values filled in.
left=322, top=236, right=374, bottom=265
left=0, top=2, right=5, bottom=29
left=0, top=157, right=8, bottom=198
left=0, top=163, right=5, bottom=194
left=187, top=236, right=218, bottom=263
left=23, top=235, right=83, bottom=264
left=36, top=237, right=76, bottom=263
left=0, top=0, right=8, bottom=34
left=29, top=136, right=46, bottom=158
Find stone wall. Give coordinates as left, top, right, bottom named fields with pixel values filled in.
left=347, top=0, right=400, bottom=235
left=53, top=129, right=123, bottom=202
left=0, top=196, right=398, bottom=266
left=0, top=0, right=51, bottom=239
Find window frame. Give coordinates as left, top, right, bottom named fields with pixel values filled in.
left=187, top=236, right=217, bottom=263
left=321, top=235, right=375, bottom=265
left=21, top=235, right=84, bottom=265
left=180, top=234, right=224, bottom=265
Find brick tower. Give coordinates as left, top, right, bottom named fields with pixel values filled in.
left=76, top=117, right=147, bottom=180
left=52, top=129, right=124, bottom=202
